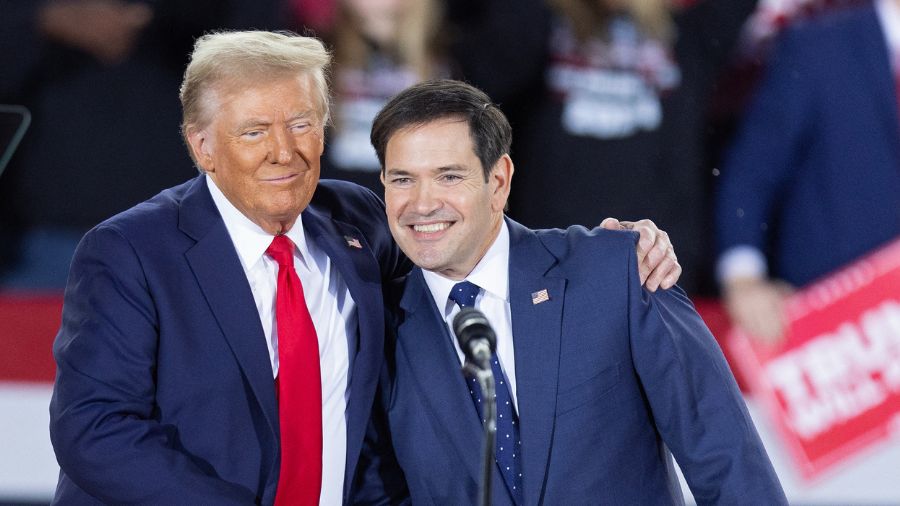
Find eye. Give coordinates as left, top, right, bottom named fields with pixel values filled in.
left=241, top=130, right=264, bottom=140
left=389, top=176, right=413, bottom=187
left=290, top=122, right=312, bottom=134
left=439, top=173, right=464, bottom=184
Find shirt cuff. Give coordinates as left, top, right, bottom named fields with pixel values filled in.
left=717, top=246, right=768, bottom=285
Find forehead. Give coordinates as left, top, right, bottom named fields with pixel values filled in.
left=385, top=119, right=477, bottom=168
left=210, top=74, right=323, bottom=122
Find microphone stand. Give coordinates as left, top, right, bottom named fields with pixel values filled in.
left=464, top=362, right=496, bottom=506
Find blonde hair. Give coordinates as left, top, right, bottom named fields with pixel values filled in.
left=179, top=30, right=332, bottom=142
left=333, top=0, right=442, bottom=80
left=549, top=0, right=674, bottom=44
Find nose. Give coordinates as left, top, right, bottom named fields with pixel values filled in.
left=409, top=180, right=441, bottom=215
left=266, top=126, right=293, bottom=165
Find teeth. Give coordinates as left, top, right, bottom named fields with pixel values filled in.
left=413, top=223, right=449, bottom=233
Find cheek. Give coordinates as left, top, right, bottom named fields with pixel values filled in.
left=219, top=146, right=261, bottom=173
left=302, top=130, right=325, bottom=158
left=382, top=191, right=401, bottom=216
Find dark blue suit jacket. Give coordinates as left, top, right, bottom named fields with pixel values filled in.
left=715, top=4, right=900, bottom=286
left=356, top=219, right=785, bottom=505
left=49, top=176, right=409, bottom=504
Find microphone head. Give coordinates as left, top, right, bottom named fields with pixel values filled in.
left=453, top=307, right=497, bottom=353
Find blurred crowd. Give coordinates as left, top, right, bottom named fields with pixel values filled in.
left=1, top=0, right=898, bottom=344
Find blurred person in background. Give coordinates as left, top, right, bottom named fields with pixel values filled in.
left=321, top=0, right=448, bottom=195
left=449, top=0, right=759, bottom=296
left=715, top=0, right=900, bottom=342
left=0, top=0, right=270, bottom=289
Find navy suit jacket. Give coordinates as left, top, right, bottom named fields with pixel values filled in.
left=356, top=219, right=785, bottom=505
left=49, top=176, right=409, bottom=504
left=715, top=4, right=900, bottom=286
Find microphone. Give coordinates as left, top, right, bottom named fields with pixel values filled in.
left=453, top=307, right=496, bottom=371
left=453, top=307, right=498, bottom=506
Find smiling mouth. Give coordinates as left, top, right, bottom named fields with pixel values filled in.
left=412, top=222, right=451, bottom=233
left=262, top=174, right=298, bottom=183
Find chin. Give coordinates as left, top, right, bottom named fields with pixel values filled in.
left=409, top=251, right=447, bottom=273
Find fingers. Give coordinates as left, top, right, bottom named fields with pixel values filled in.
left=617, top=219, right=652, bottom=285
left=599, top=218, right=648, bottom=283
left=600, top=217, right=682, bottom=291
left=629, top=219, right=655, bottom=257
left=599, top=217, right=621, bottom=229
left=660, top=261, right=682, bottom=290
left=644, top=245, right=681, bottom=291
left=640, top=228, right=674, bottom=291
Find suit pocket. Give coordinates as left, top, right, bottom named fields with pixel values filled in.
left=555, top=362, right=621, bottom=416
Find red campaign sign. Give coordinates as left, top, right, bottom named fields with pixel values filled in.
left=728, top=238, right=900, bottom=480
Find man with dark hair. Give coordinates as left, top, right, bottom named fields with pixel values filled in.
left=355, top=79, right=786, bottom=505
left=370, top=80, right=515, bottom=185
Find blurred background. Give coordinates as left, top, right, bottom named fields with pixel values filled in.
left=2, top=0, right=899, bottom=503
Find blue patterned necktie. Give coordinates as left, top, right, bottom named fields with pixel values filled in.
left=449, top=281, right=524, bottom=505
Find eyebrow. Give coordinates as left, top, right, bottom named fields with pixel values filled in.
left=384, top=164, right=469, bottom=176
left=233, top=111, right=317, bottom=132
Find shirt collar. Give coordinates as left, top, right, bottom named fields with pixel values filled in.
left=422, top=219, right=510, bottom=317
left=877, top=0, right=900, bottom=64
left=206, top=174, right=312, bottom=271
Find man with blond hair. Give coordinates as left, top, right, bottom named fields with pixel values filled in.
left=49, top=31, right=679, bottom=505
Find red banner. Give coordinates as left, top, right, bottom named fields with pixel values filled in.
left=728, top=239, right=900, bottom=479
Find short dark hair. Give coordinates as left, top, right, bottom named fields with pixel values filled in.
left=371, top=80, right=512, bottom=181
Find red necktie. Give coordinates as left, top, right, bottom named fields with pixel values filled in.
left=267, top=235, right=322, bottom=506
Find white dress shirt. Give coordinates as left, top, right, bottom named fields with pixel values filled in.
left=878, top=0, right=900, bottom=65
left=422, top=220, right=519, bottom=409
left=207, top=175, right=354, bottom=506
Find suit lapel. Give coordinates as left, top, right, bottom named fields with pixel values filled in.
left=506, top=219, right=565, bottom=506
left=178, top=176, right=279, bottom=442
left=301, top=206, right=384, bottom=500
left=854, top=7, right=900, bottom=163
left=398, top=269, right=485, bottom=489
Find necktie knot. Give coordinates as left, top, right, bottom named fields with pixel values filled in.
left=266, top=234, right=295, bottom=267
left=449, top=280, right=481, bottom=308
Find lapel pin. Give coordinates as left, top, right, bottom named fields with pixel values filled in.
left=531, top=289, right=550, bottom=305
left=344, top=235, right=363, bottom=249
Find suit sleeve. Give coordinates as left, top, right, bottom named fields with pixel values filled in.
left=350, top=366, right=411, bottom=505
left=350, top=282, right=411, bottom=505
left=624, top=240, right=787, bottom=504
left=49, top=225, right=257, bottom=504
left=714, top=27, right=813, bottom=257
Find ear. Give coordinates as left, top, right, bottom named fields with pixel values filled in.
left=186, top=126, right=215, bottom=173
left=489, top=154, right=514, bottom=213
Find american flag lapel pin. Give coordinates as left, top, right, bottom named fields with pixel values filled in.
left=531, top=289, right=550, bottom=305
left=344, top=235, right=363, bottom=249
